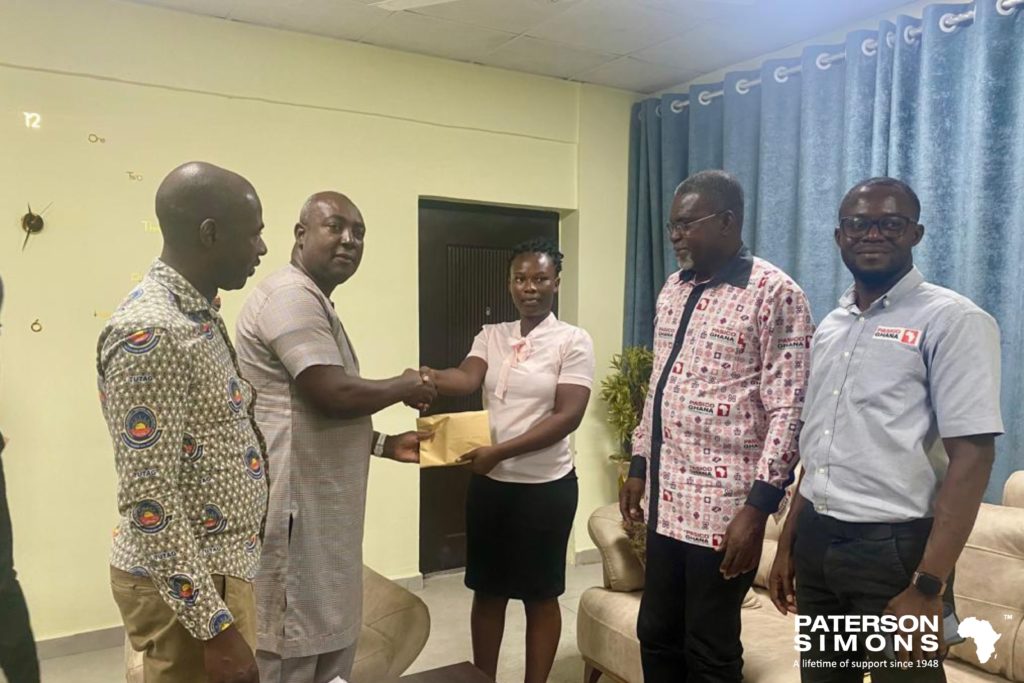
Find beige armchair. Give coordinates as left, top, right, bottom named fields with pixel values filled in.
left=578, top=473, right=1024, bottom=683
left=125, top=566, right=430, bottom=682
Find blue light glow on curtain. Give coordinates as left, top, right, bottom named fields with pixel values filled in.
left=622, top=0, right=1024, bottom=502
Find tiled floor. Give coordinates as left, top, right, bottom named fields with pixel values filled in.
left=23, top=561, right=604, bottom=683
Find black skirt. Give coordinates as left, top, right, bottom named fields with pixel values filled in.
left=464, top=469, right=578, bottom=601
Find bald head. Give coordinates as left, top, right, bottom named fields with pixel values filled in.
left=299, top=191, right=358, bottom=227
left=154, top=161, right=267, bottom=293
left=294, top=191, right=365, bottom=293
left=156, top=161, right=260, bottom=247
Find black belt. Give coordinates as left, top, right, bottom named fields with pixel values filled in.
left=802, top=504, right=933, bottom=541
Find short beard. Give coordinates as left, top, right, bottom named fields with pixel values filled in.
left=676, top=254, right=694, bottom=271
left=843, top=255, right=908, bottom=289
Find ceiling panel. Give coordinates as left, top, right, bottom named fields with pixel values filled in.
left=577, top=56, right=700, bottom=92
left=526, top=0, right=698, bottom=56
left=228, top=0, right=392, bottom=42
left=485, top=35, right=615, bottom=79
left=632, top=19, right=783, bottom=73
left=360, top=11, right=517, bottom=63
left=630, top=0, right=755, bottom=22
left=408, top=0, right=584, bottom=34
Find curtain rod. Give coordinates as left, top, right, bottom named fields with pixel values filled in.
left=655, top=0, right=1023, bottom=113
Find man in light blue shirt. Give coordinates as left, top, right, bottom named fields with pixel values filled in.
left=769, top=178, right=1003, bottom=682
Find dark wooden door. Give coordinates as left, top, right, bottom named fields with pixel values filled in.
left=418, top=199, right=558, bottom=575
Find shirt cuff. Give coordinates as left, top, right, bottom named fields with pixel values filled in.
left=628, top=455, right=647, bottom=480
left=746, top=480, right=785, bottom=514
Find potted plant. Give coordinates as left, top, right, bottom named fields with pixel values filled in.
left=599, top=346, right=653, bottom=486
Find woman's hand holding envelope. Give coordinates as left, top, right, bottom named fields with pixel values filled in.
left=416, top=410, right=492, bottom=468
left=456, top=446, right=503, bottom=475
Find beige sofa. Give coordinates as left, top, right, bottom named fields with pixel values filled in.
left=578, top=471, right=1024, bottom=683
left=126, top=566, right=430, bottom=682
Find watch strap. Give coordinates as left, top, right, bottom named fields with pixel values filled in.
left=372, top=432, right=387, bottom=458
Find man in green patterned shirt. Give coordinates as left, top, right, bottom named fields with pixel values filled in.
left=98, top=161, right=269, bottom=683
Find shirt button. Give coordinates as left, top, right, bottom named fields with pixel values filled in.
left=818, top=467, right=826, bottom=474
left=824, top=429, right=831, bottom=435
left=832, top=389, right=839, bottom=396
left=816, top=504, right=826, bottom=513
left=858, top=316, right=865, bottom=322
left=843, top=351, right=850, bottom=358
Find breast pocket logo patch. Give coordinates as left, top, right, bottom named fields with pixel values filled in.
left=873, top=326, right=922, bottom=347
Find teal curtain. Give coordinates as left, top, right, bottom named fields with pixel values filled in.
left=624, top=95, right=689, bottom=349
left=622, top=1, right=1024, bottom=502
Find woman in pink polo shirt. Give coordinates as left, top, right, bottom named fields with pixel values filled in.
left=424, top=239, right=595, bottom=683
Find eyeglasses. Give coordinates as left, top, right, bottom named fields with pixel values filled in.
left=665, top=211, right=725, bottom=237
left=838, top=215, right=914, bottom=239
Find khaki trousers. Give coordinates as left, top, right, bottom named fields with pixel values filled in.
left=111, top=566, right=257, bottom=683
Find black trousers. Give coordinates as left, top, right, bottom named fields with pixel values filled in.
left=637, top=530, right=756, bottom=683
left=793, top=505, right=951, bottom=683
left=0, top=451, right=40, bottom=683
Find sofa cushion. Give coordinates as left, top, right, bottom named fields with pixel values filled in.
left=741, top=588, right=800, bottom=683
left=947, top=660, right=1019, bottom=683
left=946, top=502, right=1024, bottom=681
left=589, top=504, right=645, bottom=592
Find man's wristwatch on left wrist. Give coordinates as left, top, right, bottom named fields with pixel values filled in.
left=372, top=432, right=387, bottom=458
left=911, top=571, right=944, bottom=597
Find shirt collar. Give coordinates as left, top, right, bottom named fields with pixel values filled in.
left=679, top=245, right=753, bottom=289
left=513, top=311, right=557, bottom=339
left=839, top=266, right=925, bottom=313
left=148, top=259, right=215, bottom=315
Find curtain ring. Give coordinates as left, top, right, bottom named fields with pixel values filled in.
left=655, top=104, right=662, bottom=117
left=698, top=90, right=714, bottom=106
left=735, top=79, right=751, bottom=95
left=996, top=0, right=1017, bottom=16
left=904, top=25, right=921, bottom=45
left=886, top=31, right=896, bottom=48
left=861, top=38, right=878, bottom=57
left=773, top=66, right=790, bottom=84
left=815, top=53, right=833, bottom=70
left=939, top=13, right=960, bottom=32
left=670, top=99, right=686, bottom=113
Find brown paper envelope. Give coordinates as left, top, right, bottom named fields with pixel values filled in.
left=417, top=410, right=492, bottom=468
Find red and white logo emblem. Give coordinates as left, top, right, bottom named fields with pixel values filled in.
left=716, top=404, right=731, bottom=417
left=900, top=329, right=920, bottom=346
left=714, top=466, right=728, bottom=478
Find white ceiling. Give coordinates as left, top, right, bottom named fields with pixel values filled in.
left=122, top=0, right=913, bottom=93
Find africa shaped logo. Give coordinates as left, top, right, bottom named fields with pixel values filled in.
left=957, top=617, right=1005, bottom=665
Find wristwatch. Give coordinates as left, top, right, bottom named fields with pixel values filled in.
left=911, top=571, right=944, bottom=596
left=372, top=432, right=387, bottom=458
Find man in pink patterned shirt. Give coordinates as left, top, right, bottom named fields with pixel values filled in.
left=620, top=170, right=813, bottom=683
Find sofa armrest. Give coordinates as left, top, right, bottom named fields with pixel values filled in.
left=588, top=504, right=645, bottom=592
left=1004, top=471, right=1024, bottom=508
left=358, top=566, right=430, bottom=679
